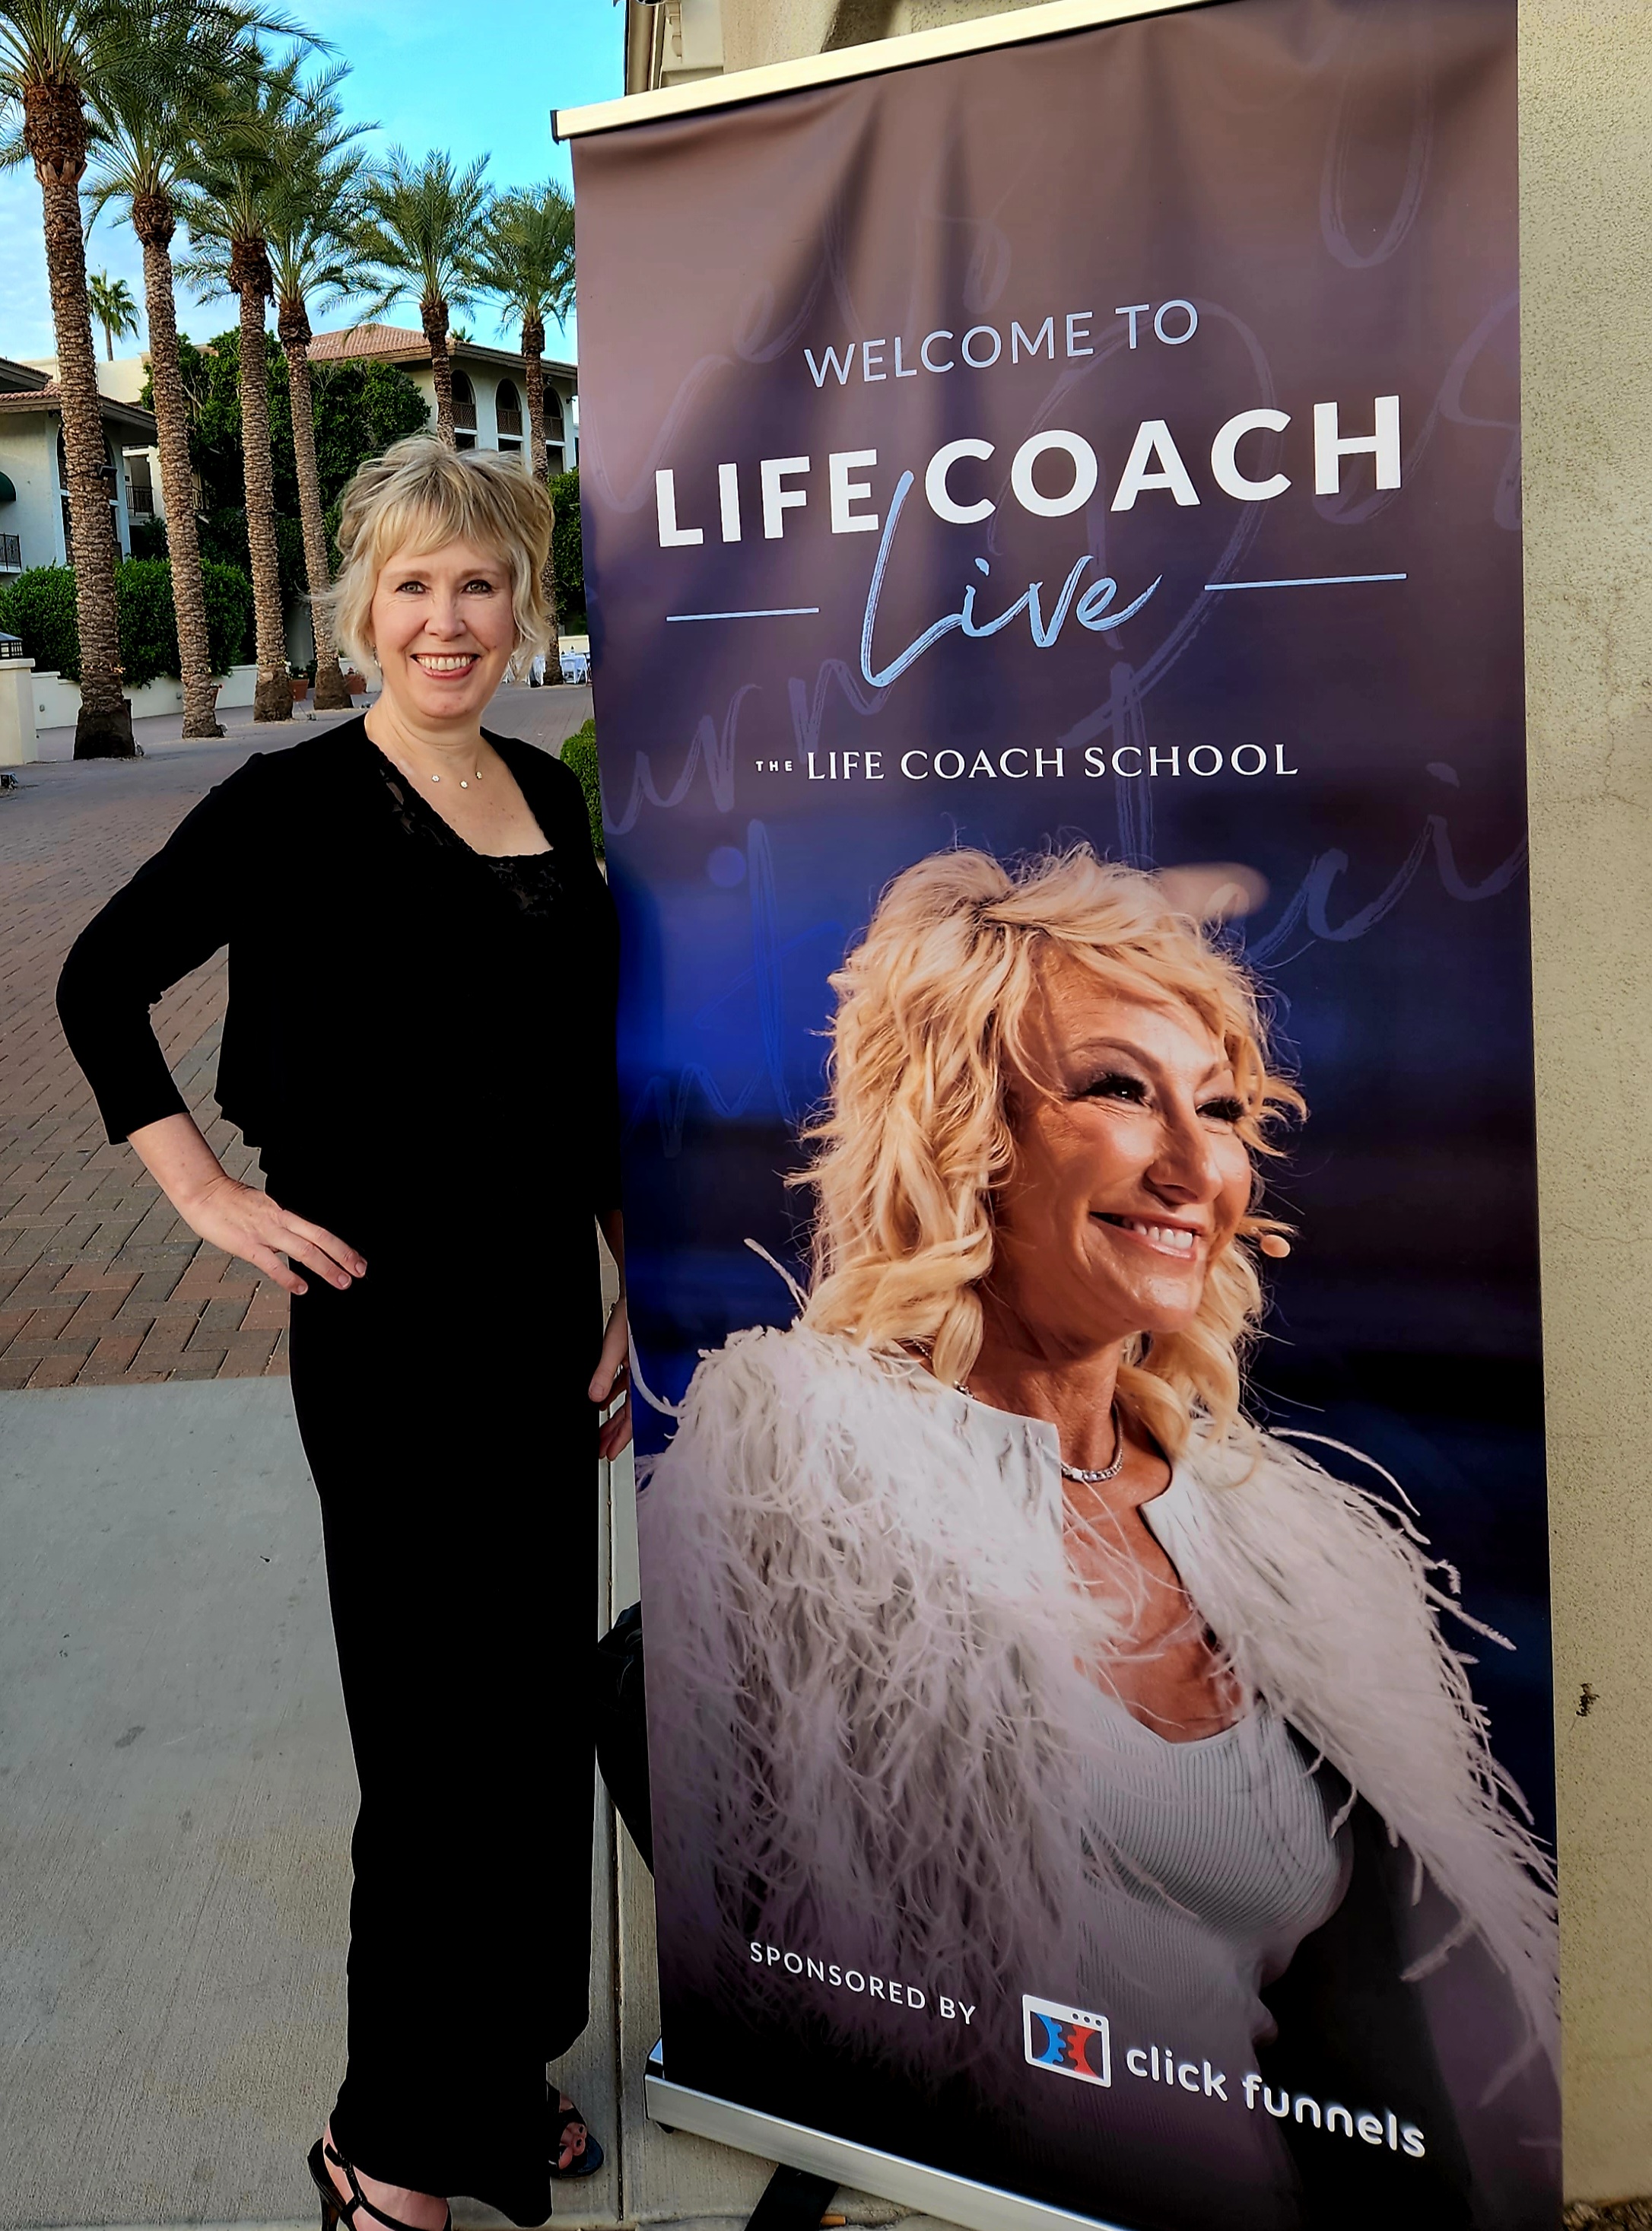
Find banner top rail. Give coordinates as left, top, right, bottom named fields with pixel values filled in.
left=551, top=0, right=1215, bottom=141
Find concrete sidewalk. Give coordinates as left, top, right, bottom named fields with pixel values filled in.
left=0, top=1378, right=917, bottom=2231
left=1, top=1380, right=356, bottom=2227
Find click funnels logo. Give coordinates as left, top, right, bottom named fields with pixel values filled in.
left=1023, top=1995, right=1112, bottom=2086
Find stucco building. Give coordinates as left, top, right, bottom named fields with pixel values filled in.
left=307, top=323, right=578, bottom=472
left=0, top=355, right=156, bottom=582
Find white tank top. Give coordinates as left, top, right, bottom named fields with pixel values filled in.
left=1060, top=1694, right=1350, bottom=2226
left=1078, top=1695, right=1349, bottom=2029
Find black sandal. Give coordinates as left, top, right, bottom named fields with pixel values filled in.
left=307, top=2139, right=452, bottom=2231
left=548, top=2089, right=605, bottom=2179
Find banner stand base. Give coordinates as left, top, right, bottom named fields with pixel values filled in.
left=644, top=2046, right=1131, bottom=2231
left=744, top=2166, right=840, bottom=2231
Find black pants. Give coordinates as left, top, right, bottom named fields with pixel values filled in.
left=287, top=1197, right=601, bottom=2226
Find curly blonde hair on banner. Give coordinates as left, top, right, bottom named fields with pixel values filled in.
left=321, top=434, right=554, bottom=681
left=797, top=845, right=1304, bottom=1454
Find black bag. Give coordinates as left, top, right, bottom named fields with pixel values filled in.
left=593, top=1602, right=653, bottom=1871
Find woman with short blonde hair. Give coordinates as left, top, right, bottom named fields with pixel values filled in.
left=326, top=439, right=554, bottom=685
left=61, top=434, right=628, bottom=2231
left=642, top=843, right=1558, bottom=2231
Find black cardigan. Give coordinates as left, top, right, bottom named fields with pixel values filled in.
left=57, top=719, right=621, bottom=1222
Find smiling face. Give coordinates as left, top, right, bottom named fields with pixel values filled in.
left=986, top=955, right=1255, bottom=1362
left=367, top=533, right=519, bottom=726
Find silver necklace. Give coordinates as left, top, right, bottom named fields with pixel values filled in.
left=955, top=1384, right=1127, bottom=1484
left=379, top=734, right=484, bottom=790
left=1056, top=1403, right=1126, bottom=1484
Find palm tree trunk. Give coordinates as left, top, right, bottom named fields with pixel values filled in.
left=231, top=237, right=291, bottom=724
left=24, top=82, right=132, bottom=758
left=103, top=323, right=113, bottom=361
left=422, top=297, right=455, bottom=446
left=134, top=195, right=222, bottom=739
left=279, top=302, right=351, bottom=712
left=520, top=313, right=559, bottom=670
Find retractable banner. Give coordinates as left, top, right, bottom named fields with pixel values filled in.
left=570, top=4, right=1558, bottom=2226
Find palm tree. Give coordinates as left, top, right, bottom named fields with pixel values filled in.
left=87, top=267, right=138, bottom=357
left=355, top=146, right=491, bottom=447
left=183, top=60, right=367, bottom=713
left=0, top=0, right=299, bottom=755
left=179, top=43, right=313, bottom=724
left=268, top=132, right=368, bottom=710
left=0, top=0, right=158, bottom=755
left=472, top=181, right=573, bottom=662
left=84, top=11, right=268, bottom=739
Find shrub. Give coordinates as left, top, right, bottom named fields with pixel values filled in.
left=551, top=467, right=585, bottom=631
left=116, top=557, right=178, bottom=686
left=118, top=557, right=253, bottom=683
left=0, top=564, right=81, bottom=677
left=199, top=560, right=253, bottom=672
left=129, top=515, right=168, bottom=561
left=559, top=718, right=603, bottom=858
left=0, top=558, right=253, bottom=683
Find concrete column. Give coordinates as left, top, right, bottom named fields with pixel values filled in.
left=1521, top=0, right=1652, bottom=2200
left=0, top=657, right=38, bottom=765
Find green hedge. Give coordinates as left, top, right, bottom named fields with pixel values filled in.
left=551, top=466, right=585, bottom=631
left=560, top=718, right=603, bottom=858
left=0, top=559, right=253, bottom=684
left=0, top=565, right=79, bottom=679
left=116, top=558, right=178, bottom=685
left=198, top=560, right=254, bottom=674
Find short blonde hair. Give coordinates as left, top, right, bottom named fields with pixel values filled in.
left=798, top=845, right=1304, bottom=1454
left=322, top=434, right=554, bottom=679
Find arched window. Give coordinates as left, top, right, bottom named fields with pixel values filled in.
left=452, top=368, right=477, bottom=432
left=495, top=377, right=523, bottom=442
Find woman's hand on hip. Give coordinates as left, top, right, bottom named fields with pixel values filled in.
left=590, top=1295, right=633, bottom=1459
left=179, top=1174, right=367, bottom=1298
left=128, top=1111, right=365, bottom=1297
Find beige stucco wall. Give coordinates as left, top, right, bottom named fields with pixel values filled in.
left=719, top=0, right=835, bottom=72
left=717, top=0, right=1046, bottom=68
left=1521, top=0, right=1652, bottom=2200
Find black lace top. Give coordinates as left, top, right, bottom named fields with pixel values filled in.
left=370, top=744, right=572, bottom=921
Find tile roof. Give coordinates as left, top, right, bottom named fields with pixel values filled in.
left=0, top=381, right=157, bottom=437
left=0, top=355, right=52, bottom=393
left=308, top=323, right=575, bottom=380
left=308, top=321, right=430, bottom=361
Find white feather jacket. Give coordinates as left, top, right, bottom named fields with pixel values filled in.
left=637, top=1324, right=1558, bottom=2082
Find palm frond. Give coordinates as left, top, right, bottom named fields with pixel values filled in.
left=354, top=143, right=493, bottom=323
left=1, top=0, right=317, bottom=110
left=470, top=177, right=576, bottom=335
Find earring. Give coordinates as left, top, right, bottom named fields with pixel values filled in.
left=1258, top=1232, right=1291, bottom=1260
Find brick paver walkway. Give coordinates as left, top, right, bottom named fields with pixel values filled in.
left=0, top=685, right=592, bottom=1390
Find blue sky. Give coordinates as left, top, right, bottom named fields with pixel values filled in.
left=0, top=0, right=622, bottom=365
